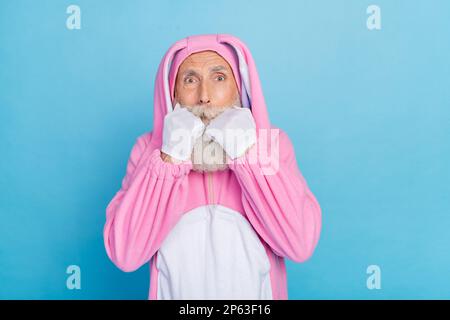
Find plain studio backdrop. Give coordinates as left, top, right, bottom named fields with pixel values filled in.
left=0, top=0, right=449, bottom=299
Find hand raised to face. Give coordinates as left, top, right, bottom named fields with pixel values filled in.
left=161, top=103, right=206, bottom=161
left=204, top=106, right=257, bottom=160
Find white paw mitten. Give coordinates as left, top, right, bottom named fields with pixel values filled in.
left=161, top=103, right=206, bottom=161
left=204, top=106, right=257, bottom=160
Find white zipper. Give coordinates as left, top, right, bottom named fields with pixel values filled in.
left=207, top=171, right=215, bottom=204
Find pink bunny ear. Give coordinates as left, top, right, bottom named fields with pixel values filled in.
left=218, top=34, right=271, bottom=130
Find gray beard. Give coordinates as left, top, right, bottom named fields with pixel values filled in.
left=191, top=135, right=229, bottom=172
left=181, top=98, right=242, bottom=173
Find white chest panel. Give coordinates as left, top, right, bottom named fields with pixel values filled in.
left=156, top=204, right=273, bottom=300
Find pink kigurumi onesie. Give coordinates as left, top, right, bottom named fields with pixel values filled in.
left=103, top=33, right=322, bottom=300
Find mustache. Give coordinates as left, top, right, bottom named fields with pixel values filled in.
left=183, top=104, right=229, bottom=122
left=179, top=97, right=242, bottom=123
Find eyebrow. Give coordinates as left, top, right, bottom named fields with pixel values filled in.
left=182, top=65, right=228, bottom=77
left=209, top=65, right=228, bottom=73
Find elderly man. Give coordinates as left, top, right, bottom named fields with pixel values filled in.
left=103, top=34, right=322, bottom=300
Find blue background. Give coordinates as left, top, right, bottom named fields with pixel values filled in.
left=1, top=0, right=449, bottom=299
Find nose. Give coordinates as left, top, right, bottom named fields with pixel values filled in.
left=199, top=81, right=211, bottom=106
left=199, top=98, right=210, bottom=105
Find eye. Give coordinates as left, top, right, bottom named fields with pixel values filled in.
left=184, top=77, right=198, bottom=84
left=215, top=74, right=226, bottom=81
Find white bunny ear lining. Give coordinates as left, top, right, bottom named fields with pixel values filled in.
left=164, top=49, right=178, bottom=114
left=224, top=42, right=252, bottom=109
left=163, top=42, right=252, bottom=114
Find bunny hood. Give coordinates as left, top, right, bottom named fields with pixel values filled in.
left=150, top=33, right=271, bottom=148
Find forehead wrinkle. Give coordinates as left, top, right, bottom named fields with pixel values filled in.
left=180, top=64, right=229, bottom=79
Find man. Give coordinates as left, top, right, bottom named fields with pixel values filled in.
left=103, top=34, right=322, bottom=300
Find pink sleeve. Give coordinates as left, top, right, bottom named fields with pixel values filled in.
left=227, top=129, right=322, bottom=263
left=103, top=132, right=192, bottom=272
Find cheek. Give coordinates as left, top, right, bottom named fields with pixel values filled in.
left=210, top=82, right=238, bottom=105
left=176, top=85, right=198, bottom=104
